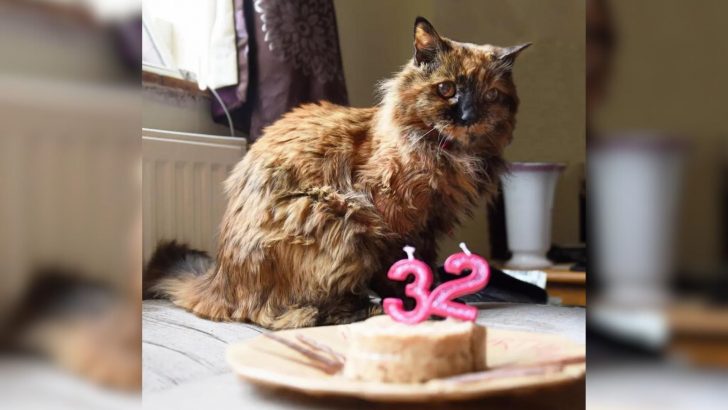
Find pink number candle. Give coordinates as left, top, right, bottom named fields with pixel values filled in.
left=382, top=246, right=433, bottom=324
left=429, top=243, right=491, bottom=322
left=383, top=243, right=491, bottom=324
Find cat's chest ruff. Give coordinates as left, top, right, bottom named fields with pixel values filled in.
left=369, top=157, right=478, bottom=235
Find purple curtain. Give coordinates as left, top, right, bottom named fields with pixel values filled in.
left=212, top=0, right=348, bottom=142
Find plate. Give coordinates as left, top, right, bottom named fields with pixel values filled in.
left=227, top=322, right=585, bottom=402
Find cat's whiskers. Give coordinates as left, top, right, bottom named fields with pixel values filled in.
left=436, top=130, right=445, bottom=155
left=411, top=127, right=437, bottom=145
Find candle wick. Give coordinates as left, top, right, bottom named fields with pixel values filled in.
left=403, top=246, right=416, bottom=260
left=459, top=242, right=472, bottom=256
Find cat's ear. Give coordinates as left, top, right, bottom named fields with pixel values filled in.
left=498, top=43, right=532, bottom=63
left=413, top=17, right=447, bottom=66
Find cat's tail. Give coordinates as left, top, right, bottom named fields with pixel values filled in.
left=142, top=241, right=212, bottom=298
left=143, top=241, right=233, bottom=320
left=143, top=242, right=315, bottom=327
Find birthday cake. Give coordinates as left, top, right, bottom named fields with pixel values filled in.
left=342, top=315, right=486, bottom=383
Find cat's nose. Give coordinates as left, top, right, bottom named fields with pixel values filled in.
left=459, top=107, right=477, bottom=125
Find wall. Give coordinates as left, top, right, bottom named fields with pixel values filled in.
left=142, top=85, right=234, bottom=136
left=335, top=0, right=586, bottom=260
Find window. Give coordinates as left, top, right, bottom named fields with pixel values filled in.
left=142, top=0, right=237, bottom=91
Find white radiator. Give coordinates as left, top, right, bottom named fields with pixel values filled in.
left=142, top=128, right=246, bottom=263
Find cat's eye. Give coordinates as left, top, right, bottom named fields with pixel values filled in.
left=437, top=81, right=456, bottom=98
left=485, top=88, right=500, bottom=102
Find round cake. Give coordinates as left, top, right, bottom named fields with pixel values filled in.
left=342, top=315, right=486, bottom=383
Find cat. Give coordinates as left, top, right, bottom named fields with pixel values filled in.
left=145, top=17, right=530, bottom=330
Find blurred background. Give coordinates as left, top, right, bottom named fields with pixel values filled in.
left=0, top=0, right=141, bottom=409
left=587, top=0, right=728, bottom=408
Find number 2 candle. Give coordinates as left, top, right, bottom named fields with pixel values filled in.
left=429, top=243, right=491, bottom=322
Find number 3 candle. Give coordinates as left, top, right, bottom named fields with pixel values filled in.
left=382, top=246, right=433, bottom=324
left=383, top=243, right=491, bottom=324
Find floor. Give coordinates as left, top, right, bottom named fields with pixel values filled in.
left=143, top=300, right=585, bottom=409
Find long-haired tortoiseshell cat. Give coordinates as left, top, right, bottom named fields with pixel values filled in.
left=146, top=17, right=530, bottom=329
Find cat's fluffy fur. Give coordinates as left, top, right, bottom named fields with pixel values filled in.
left=148, top=17, right=529, bottom=329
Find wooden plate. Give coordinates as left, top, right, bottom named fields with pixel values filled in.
left=227, top=323, right=585, bottom=402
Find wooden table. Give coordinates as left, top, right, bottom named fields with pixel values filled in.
left=543, top=265, right=587, bottom=307
left=492, top=263, right=587, bottom=307
left=143, top=300, right=585, bottom=409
